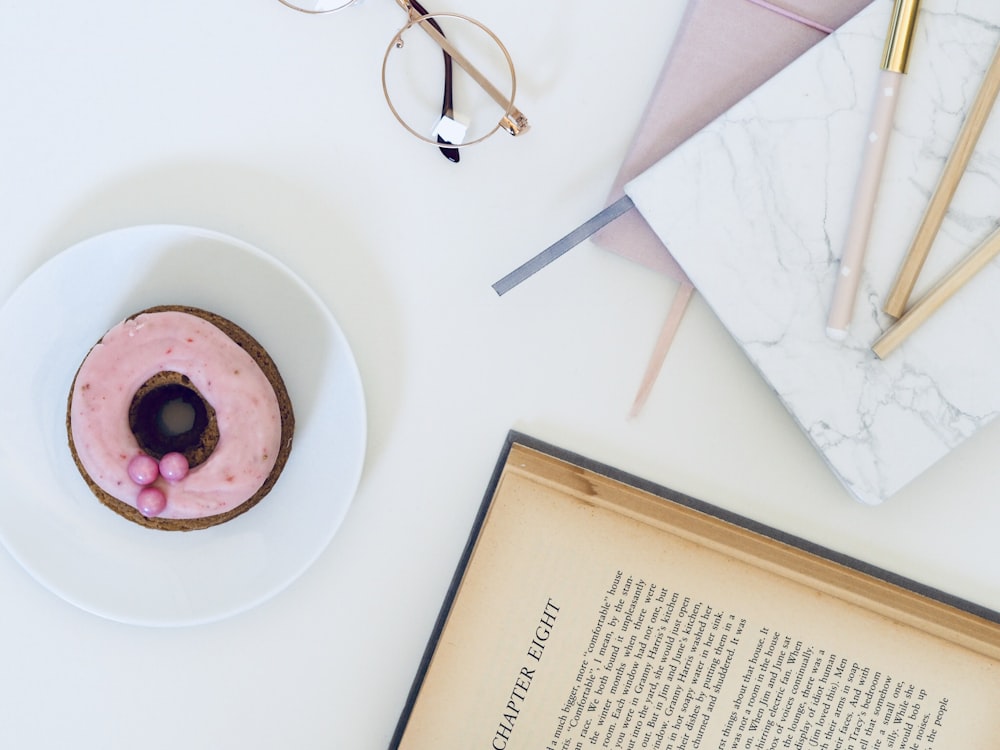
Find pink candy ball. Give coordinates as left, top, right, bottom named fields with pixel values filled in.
left=127, top=454, right=159, bottom=486
left=136, top=487, right=167, bottom=518
left=159, top=452, right=189, bottom=482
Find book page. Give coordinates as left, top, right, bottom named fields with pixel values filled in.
left=395, top=446, right=1000, bottom=750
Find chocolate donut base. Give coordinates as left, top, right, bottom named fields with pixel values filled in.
left=66, top=305, right=295, bottom=532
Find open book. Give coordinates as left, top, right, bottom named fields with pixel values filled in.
left=390, top=433, right=1000, bottom=749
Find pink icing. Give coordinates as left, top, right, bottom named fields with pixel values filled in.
left=69, top=310, right=283, bottom=521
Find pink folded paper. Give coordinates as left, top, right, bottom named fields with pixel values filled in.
left=595, top=0, right=872, bottom=413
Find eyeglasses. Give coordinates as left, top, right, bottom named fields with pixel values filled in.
left=275, top=0, right=530, bottom=163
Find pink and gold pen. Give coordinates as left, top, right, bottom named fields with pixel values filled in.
left=826, top=0, right=921, bottom=341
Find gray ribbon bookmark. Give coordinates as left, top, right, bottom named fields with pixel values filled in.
left=492, top=195, right=636, bottom=296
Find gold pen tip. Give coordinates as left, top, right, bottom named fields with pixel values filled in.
left=881, top=0, right=921, bottom=74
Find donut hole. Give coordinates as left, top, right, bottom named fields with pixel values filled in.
left=128, top=373, right=219, bottom=469
left=158, top=396, right=196, bottom=436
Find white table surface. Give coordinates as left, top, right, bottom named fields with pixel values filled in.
left=1, top=2, right=997, bottom=748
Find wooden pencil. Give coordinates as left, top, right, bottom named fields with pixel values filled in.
left=873, top=225, right=1000, bottom=358
left=882, top=42, right=1000, bottom=317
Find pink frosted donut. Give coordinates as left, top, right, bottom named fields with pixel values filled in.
left=67, top=306, right=294, bottom=531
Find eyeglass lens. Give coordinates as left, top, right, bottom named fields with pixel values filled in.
left=383, top=13, right=515, bottom=148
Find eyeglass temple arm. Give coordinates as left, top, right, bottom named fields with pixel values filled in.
left=396, top=1, right=529, bottom=136
left=409, top=0, right=460, bottom=161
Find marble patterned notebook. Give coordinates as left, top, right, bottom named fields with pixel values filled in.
left=625, top=0, right=1000, bottom=505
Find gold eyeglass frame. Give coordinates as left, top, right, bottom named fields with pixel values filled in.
left=275, top=0, right=530, bottom=148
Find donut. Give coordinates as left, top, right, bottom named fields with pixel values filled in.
left=66, top=305, right=295, bottom=531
